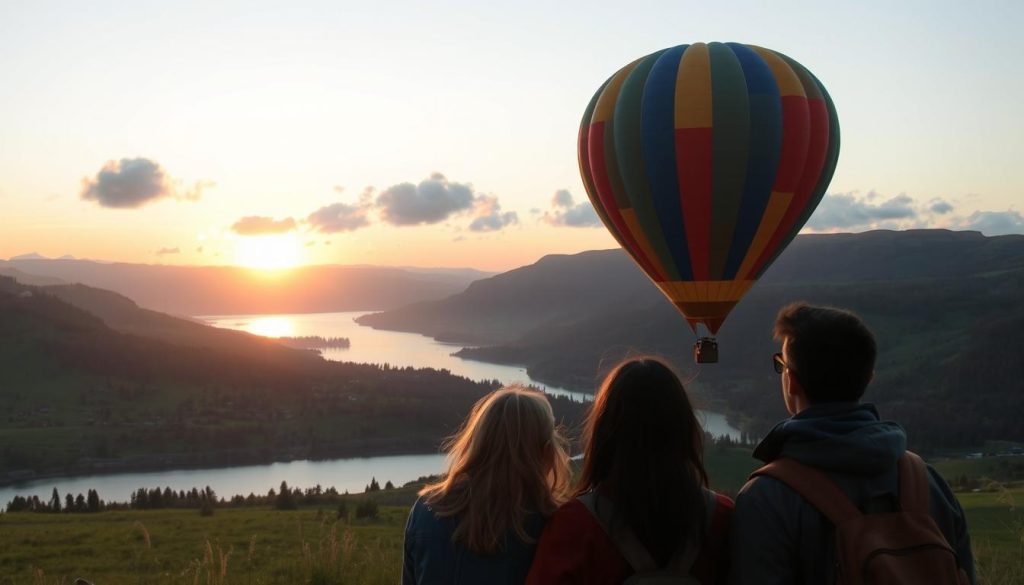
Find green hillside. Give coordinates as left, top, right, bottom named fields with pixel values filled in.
left=0, top=276, right=586, bottom=480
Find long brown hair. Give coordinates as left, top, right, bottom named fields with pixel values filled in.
left=576, top=357, right=709, bottom=565
left=420, top=386, right=572, bottom=554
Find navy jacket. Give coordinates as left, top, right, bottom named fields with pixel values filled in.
left=403, top=496, right=546, bottom=585
left=730, top=402, right=975, bottom=585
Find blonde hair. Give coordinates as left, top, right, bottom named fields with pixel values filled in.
left=419, top=386, right=572, bottom=554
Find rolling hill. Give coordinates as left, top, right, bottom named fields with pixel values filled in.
left=0, top=276, right=584, bottom=482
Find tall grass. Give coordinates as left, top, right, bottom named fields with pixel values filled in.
left=972, top=482, right=1023, bottom=585
left=300, top=521, right=355, bottom=585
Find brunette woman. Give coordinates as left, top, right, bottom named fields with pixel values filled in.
left=402, top=386, right=572, bottom=585
left=527, top=357, right=733, bottom=584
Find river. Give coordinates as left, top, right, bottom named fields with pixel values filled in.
left=0, top=311, right=740, bottom=506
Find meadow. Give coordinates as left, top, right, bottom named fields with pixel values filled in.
left=2, top=451, right=1020, bottom=585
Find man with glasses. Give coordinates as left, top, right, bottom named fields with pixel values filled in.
left=729, top=302, right=974, bottom=585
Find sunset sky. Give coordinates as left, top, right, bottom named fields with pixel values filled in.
left=2, top=0, right=1022, bottom=271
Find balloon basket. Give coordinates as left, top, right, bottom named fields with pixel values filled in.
left=694, top=337, right=719, bottom=364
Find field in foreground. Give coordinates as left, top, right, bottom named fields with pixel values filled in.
left=1, top=484, right=1020, bottom=585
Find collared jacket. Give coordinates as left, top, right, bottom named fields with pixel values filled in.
left=729, top=402, right=975, bottom=585
left=403, top=496, right=546, bottom=585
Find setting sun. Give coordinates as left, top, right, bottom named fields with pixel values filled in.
left=235, top=234, right=302, bottom=270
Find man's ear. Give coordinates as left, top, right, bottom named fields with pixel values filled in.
left=785, top=368, right=803, bottom=397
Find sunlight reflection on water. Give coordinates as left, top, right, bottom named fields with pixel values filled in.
left=247, top=316, right=295, bottom=338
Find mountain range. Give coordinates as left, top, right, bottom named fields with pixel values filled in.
left=359, top=229, right=1024, bottom=450
left=0, top=259, right=491, bottom=316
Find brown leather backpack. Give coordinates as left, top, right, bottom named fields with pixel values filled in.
left=751, top=452, right=969, bottom=585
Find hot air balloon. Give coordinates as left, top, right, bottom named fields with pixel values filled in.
left=579, top=42, right=839, bottom=363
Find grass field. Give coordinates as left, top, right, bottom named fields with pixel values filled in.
left=1, top=450, right=1020, bottom=585
left=2, top=487, right=1020, bottom=584
left=0, top=505, right=406, bottom=584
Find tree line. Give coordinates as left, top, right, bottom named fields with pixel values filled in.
left=4, top=477, right=403, bottom=516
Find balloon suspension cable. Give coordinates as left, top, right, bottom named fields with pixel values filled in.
left=693, top=324, right=719, bottom=364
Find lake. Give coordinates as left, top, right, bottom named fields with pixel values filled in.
left=0, top=311, right=740, bottom=506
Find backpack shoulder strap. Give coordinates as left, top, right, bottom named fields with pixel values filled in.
left=899, top=451, right=931, bottom=516
left=577, top=492, right=659, bottom=573
left=666, top=488, right=719, bottom=574
left=751, top=458, right=861, bottom=525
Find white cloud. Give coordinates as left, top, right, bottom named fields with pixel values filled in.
left=805, top=191, right=1022, bottom=236
left=376, top=173, right=476, bottom=226
left=954, top=210, right=1024, bottom=236
left=468, top=195, right=518, bottom=232
left=80, top=158, right=210, bottom=208
left=542, top=189, right=601, bottom=227
left=806, top=191, right=917, bottom=231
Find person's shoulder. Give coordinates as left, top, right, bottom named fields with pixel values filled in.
left=541, top=496, right=604, bottom=539
left=710, top=489, right=735, bottom=511
left=734, top=472, right=807, bottom=515
left=550, top=497, right=597, bottom=524
left=410, top=495, right=430, bottom=515
left=406, top=496, right=451, bottom=536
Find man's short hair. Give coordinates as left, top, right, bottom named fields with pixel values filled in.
left=774, top=303, right=876, bottom=404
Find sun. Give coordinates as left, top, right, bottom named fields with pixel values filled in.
left=235, top=234, right=302, bottom=270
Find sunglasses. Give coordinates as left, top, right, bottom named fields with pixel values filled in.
left=772, top=352, right=788, bottom=375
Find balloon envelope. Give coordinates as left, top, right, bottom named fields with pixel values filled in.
left=579, top=42, right=839, bottom=334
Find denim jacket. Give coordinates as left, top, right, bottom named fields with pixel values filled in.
left=402, top=496, right=546, bottom=585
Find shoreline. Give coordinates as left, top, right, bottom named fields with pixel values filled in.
left=0, top=441, right=443, bottom=490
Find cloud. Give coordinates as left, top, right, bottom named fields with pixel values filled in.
left=468, top=195, right=518, bottom=232
left=155, top=247, right=180, bottom=255
left=231, top=216, right=297, bottom=235
left=955, top=210, right=1024, bottom=236
left=307, top=201, right=371, bottom=233
left=376, top=173, right=476, bottom=226
left=552, top=189, right=574, bottom=207
left=806, top=191, right=918, bottom=231
left=930, top=199, right=954, bottom=215
left=80, top=158, right=210, bottom=208
left=804, top=191, right=1023, bottom=236
left=542, top=189, right=601, bottom=227
left=307, top=187, right=373, bottom=233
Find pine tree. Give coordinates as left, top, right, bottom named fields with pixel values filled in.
left=87, top=490, right=101, bottom=513
left=276, top=481, right=297, bottom=510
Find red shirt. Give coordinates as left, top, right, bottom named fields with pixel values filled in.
left=526, top=492, right=734, bottom=585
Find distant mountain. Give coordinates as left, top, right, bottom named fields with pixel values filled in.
left=363, top=230, right=1024, bottom=450
left=9, top=252, right=49, bottom=261
left=357, top=250, right=661, bottom=344
left=0, top=259, right=488, bottom=316
left=0, top=267, right=67, bottom=286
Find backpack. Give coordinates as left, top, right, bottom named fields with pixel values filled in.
left=751, top=451, right=970, bottom=585
left=577, top=488, right=718, bottom=585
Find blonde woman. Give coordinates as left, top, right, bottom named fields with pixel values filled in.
left=402, top=386, right=572, bottom=585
